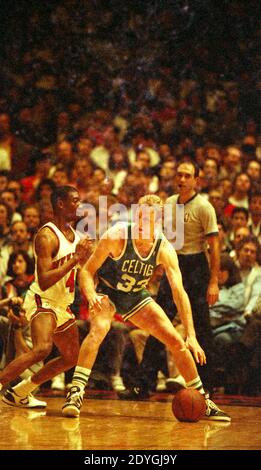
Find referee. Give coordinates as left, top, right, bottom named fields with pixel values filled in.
left=157, top=159, right=219, bottom=392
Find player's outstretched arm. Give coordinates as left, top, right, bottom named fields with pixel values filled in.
left=206, top=235, right=220, bottom=305
left=158, top=238, right=206, bottom=365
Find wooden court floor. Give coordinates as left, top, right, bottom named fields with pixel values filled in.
left=0, top=395, right=260, bottom=450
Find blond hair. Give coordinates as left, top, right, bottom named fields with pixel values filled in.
left=138, top=194, right=163, bottom=208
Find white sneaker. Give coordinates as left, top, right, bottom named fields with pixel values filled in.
left=51, top=373, right=65, bottom=391
left=2, top=388, right=47, bottom=409
left=111, top=375, right=126, bottom=392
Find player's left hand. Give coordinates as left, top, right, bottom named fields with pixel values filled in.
left=8, top=307, right=28, bottom=328
left=207, top=282, right=219, bottom=306
left=76, top=238, right=94, bottom=266
left=185, top=335, right=206, bottom=366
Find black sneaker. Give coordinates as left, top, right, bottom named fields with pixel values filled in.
left=62, top=386, right=84, bottom=417
left=117, top=386, right=150, bottom=400
left=204, top=394, right=231, bottom=422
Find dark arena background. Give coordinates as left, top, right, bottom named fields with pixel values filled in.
left=0, top=0, right=260, bottom=457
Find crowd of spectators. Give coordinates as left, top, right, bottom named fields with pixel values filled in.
left=0, top=1, right=260, bottom=395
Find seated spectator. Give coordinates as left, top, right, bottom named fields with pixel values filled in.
left=35, top=178, right=56, bottom=204
left=127, top=130, right=160, bottom=168
left=53, top=140, right=74, bottom=172
left=108, top=147, right=129, bottom=196
left=208, top=189, right=228, bottom=227
left=248, top=191, right=261, bottom=243
left=0, top=250, right=37, bottom=373
left=158, top=144, right=173, bottom=164
left=204, top=143, right=222, bottom=166
left=51, top=167, right=70, bottom=187
left=56, top=111, right=73, bottom=144
left=218, top=177, right=233, bottom=204
left=196, top=169, right=209, bottom=195
left=202, top=158, right=219, bottom=193
left=227, top=207, right=249, bottom=250
left=7, top=179, right=24, bottom=213
left=0, top=113, right=31, bottom=176
left=229, top=226, right=250, bottom=261
left=219, top=146, right=242, bottom=181
left=0, top=201, right=12, bottom=248
left=76, top=137, right=94, bottom=160
left=130, top=150, right=159, bottom=193
left=22, top=205, right=40, bottom=241
left=235, top=236, right=261, bottom=317
left=0, top=170, right=10, bottom=193
left=217, top=221, right=230, bottom=254
left=210, top=254, right=245, bottom=350
left=0, top=221, right=34, bottom=281
left=20, top=153, right=52, bottom=204
left=158, top=161, right=176, bottom=197
left=228, top=173, right=251, bottom=209
left=90, top=126, right=119, bottom=172
left=246, top=160, right=261, bottom=191
left=0, top=296, right=23, bottom=370
left=236, top=295, right=261, bottom=395
left=70, top=157, right=94, bottom=199
left=0, top=189, right=22, bottom=223
left=3, top=250, right=34, bottom=298
left=117, top=173, right=148, bottom=207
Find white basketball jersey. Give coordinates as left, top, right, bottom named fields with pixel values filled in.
left=30, top=222, right=80, bottom=308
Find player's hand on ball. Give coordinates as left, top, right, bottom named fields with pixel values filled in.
left=185, top=335, right=206, bottom=365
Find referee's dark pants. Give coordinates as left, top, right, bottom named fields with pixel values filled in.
left=138, top=252, right=215, bottom=393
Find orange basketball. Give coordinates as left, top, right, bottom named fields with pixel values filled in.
left=172, top=388, right=206, bottom=422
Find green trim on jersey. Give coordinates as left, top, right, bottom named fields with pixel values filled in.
left=98, top=223, right=162, bottom=294
left=97, top=223, right=163, bottom=319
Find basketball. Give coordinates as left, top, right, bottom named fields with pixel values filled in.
left=172, top=389, right=206, bottom=422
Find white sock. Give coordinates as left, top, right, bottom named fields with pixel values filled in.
left=72, top=366, right=91, bottom=391
left=13, top=377, right=38, bottom=397
left=186, top=376, right=205, bottom=395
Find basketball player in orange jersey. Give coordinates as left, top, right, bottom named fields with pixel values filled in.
left=0, top=186, right=92, bottom=408
left=63, top=195, right=230, bottom=421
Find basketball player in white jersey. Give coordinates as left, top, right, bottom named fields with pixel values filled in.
left=0, top=186, right=92, bottom=408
